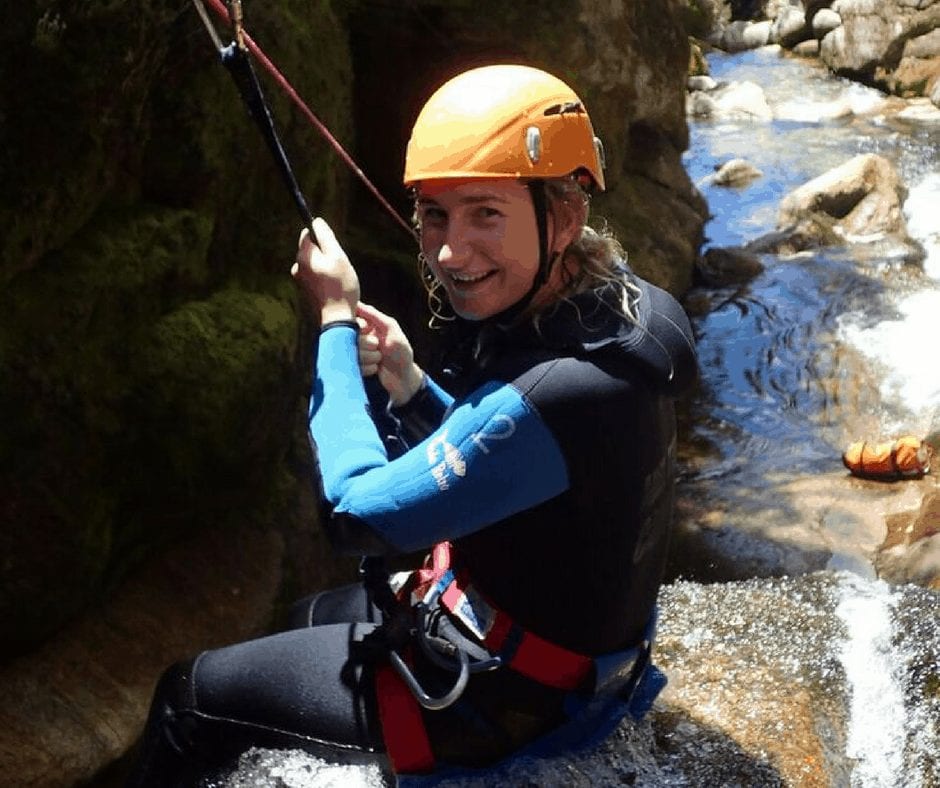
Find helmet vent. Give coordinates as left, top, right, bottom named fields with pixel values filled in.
left=544, top=101, right=583, bottom=116
left=525, top=126, right=542, bottom=163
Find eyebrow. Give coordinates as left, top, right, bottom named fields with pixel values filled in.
left=416, top=194, right=512, bottom=206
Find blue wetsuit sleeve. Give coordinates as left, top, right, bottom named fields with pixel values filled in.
left=311, top=324, right=569, bottom=554
left=390, top=373, right=454, bottom=446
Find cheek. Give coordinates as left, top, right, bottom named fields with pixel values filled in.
left=419, top=230, right=442, bottom=261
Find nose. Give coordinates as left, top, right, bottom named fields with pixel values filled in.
left=437, top=222, right=472, bottom=267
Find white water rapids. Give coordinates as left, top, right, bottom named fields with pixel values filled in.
left=836, top=574, right=907, bottom=788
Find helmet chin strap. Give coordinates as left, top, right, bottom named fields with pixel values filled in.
left=489, top=180, right=556, bottom=326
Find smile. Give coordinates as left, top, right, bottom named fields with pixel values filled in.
left=449, top=270, right=495, bottom=284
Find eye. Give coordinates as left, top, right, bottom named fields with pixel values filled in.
left=475, top=206, right=503, bottom=221
left=418, top=205, right=447, bottom=227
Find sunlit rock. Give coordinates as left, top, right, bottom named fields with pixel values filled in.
left=710, top=158, right=765, bottom=187
left=895, top=97, right=940, bottom=123
left=812, top=8, right=843, bottom=39
left=703, top=80, right=775, bottom=119
left=793, top=39, right=821, bottom=57
left=778, top=153, right=907, bottom=239
left=878, top=490, right=940, bottom=589
left=771, top=6, right=809, bottom=48
left=688, top=74, right=718, bottom=92
left=820, top=0, right=940, bottom=99
left=720, top=20, right=773, bottom=52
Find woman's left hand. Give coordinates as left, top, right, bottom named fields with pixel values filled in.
left=291, top=217, right=361, bottom=325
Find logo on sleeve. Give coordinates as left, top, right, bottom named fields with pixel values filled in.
left=427, top=431, right=466, bottom=490
left=426, top=413, right=518, bottom=491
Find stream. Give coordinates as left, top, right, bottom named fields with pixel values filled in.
left=216, top=47, right=940, bottom=788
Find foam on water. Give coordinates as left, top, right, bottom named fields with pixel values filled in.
left=837, top=174, right=940, bottom=430
left=835, top=574, right=906, bottom=788
left=905, top=174, right=940, bottom=281
left=839, top=289, right=940, bottom=428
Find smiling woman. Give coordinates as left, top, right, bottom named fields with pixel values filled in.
left=128, top=64, right=698, bottom=786
left=416, top=180, right=553, bottom=320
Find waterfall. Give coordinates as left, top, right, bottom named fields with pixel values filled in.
left=835, top=574, right=906, bottom=788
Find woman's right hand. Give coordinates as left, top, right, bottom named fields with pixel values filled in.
left=356, top=302, right=424, bottom=406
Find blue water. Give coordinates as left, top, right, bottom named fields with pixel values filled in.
left=683, top=47, right=940, bottom=481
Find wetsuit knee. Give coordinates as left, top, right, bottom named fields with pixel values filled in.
left=287, top=583, right=382, bottom=628
left=126, top=658, right=204, bottom=788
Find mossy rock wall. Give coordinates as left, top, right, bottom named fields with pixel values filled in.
left=0, top=0, right=703, bottom=659
left=0, top=0, right=353, bottom=656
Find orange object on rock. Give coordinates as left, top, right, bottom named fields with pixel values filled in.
left=842, top=436, right=931, bottom=479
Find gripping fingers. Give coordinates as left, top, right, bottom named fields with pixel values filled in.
left=358, top=325, right=381, bottom=376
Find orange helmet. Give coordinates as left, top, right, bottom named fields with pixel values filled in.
left=403, top=64, right=605, bottom=191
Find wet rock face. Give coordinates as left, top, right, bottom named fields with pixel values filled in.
left=0, top=0, right=353, bottom=658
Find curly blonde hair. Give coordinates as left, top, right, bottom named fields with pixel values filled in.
left=541, top=176, right=640, bottom=325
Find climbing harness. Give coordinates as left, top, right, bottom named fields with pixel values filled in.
left=190, top=0, right=415, bottom=239
left=371, top=541, right=664, bottom=777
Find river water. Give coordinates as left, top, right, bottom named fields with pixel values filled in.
left=683, top=47, right=940, bottom=483
left=215, top=47, right=940, bottom=788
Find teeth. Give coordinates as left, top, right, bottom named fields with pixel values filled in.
left=450, top=271, right=491, bottom=283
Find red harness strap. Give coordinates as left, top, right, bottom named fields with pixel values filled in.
left=439, top=570, right=594, bottom=690
left=375, top=658, right=434, bottom=774
left=375, top=541, right=595, bottom=775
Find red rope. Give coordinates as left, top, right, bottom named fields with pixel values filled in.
left=202, top=0, right=416, bottom=241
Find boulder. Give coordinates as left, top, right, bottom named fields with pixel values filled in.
left=821, top=0, right=940, bottom=97
left=688, top=74, right=719, bottom=91
left=688, top=90, right=721, bottom=117
left=793, top=39, right=822, bottom=56
left=697, top=246, right=766, bottom=285
left=895, top=97, right=940, bottom=123
left=771, top=6, right=810, bottom=47
left=747, top=214, right=844, bottom=255
left=711, top=158, right=765, bottom=187
left=721, top=19, right=773, bottom=51
left=778, top=153, right=908, bottom=239
left=710, top=80, right=775, bottom=119
left=690, top=38, right=710, bottom=76
left=904, top=27, right=940, bottom=59
left=812, top=8, right=843, bottom=38
left=878, top=490, right=940, bottom=589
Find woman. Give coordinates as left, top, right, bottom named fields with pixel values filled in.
left=128, top=64, right=697, bottom=786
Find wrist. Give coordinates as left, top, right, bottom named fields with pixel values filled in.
left=320, top=302, right=355, bottom=325
left=389, top=363, right=425, bottom=406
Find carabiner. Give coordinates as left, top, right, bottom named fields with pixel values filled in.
left=388, top=647, right=469, bottom=711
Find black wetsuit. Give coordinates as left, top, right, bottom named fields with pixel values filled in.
left=126, top=272, right=696, bottom=786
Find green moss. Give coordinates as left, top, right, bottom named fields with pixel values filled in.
left=136, top=287, right=299, bottom=485
left=0, top=2, right=179, bottom=280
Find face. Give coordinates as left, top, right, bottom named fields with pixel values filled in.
left=416, top=179, right=544, bottom=321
